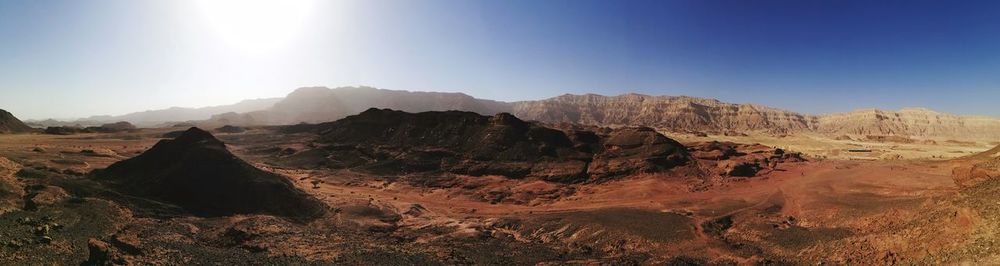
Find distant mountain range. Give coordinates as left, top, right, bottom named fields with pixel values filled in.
left=25, top=98, right=281, bottom=128
left=25, top=86, right=1000, bottom=140
left=512, top=93, right=1000, bottom=140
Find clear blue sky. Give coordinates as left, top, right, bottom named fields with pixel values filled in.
left=1, top=0, right=999, bottom=119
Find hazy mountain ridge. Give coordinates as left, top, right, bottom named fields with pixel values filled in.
left=27, top=98, right=282, bottom=128
left=196, top=86, right=513, bottom=127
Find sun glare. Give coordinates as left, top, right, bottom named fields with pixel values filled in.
left=196, top=0, right=315, bottom=53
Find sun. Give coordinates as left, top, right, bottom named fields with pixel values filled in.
left=196, top=0, right=315, bottom=53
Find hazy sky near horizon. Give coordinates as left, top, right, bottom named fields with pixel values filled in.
left=1, top=0, right=999, bottom=119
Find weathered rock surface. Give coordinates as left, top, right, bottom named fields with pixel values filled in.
left=512, top=93, right=815, bottom=134
left=0, top=109, right=34, bottom=134
left=0, top=157, right=25, bottom=214
left=952, top=145, right=1000, bottom=188
left=84, top=238, right=128, bottom=266
left=214, top=125, right=246, bottom=133
left=91, top=127, right=326, bottom=218
left=289, top=109, right=691, bottom=183
left=815, top=108, right=1000, bottom=140
left=513, top=94, right=1000, bottom=140
left=85, top=121, right=137, bottom=133
left=688, top=141, right=806, bottom=177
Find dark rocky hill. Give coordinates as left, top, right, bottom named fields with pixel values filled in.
left=91, top=127, right=326, bottom=218
left=287, top=108, right=691, bottom=183
left=0, top=109, right=34, bottom=134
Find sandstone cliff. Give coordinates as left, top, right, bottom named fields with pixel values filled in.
left=511, top=93, right=815, bottom=134
left=511, top=94, right=1000, bottom=140
left=815, top=108, right=1000, bottom=140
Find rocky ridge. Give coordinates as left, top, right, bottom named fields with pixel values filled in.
left=281, top=108, right=692, bottom=183
left=0, top=109, right=34, bottom=133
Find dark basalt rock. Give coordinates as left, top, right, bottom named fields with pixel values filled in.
left=587, top=127, right=690, bottom=179
left=214, top=125, right=247, bottom=134
left=296, top=108, right=691, bottom=183
left=0, top=109, right=34, bottom=134
left=85, top=121, right=137, bottom=133
left=45, top=121, right=137, bottom=135
left=45, top=126, right=86, bottom=135
left=91, top=127, right=326, bottom=218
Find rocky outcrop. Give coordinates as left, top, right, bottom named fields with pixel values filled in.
left=214, top=125, right=246, bottom=134
left=86, top=121, right=137, bottom=133
left=91, top=128, right=326, bottom=218
left=512, top=94, right=1000, bottom=140
left=44, top=122, right=137, bottom=135
left=587, top=127, right=690, bottom=178
left=511, top=94, right=816, bottom=134
left=952, top=145, right=1000, bottom=188
left=815, top=108, right=1000, bottom=140
left=290, top=109, right=691, bottom=183
left=688, top=141, right=806, bottom=177
left=84, top=238, right=128, bottom=265
left=0, top=109, right=34, bottom=134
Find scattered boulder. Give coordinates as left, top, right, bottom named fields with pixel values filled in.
left=91, top=127, right=326, bottom=218
left=84, top=238, right=127, bottom=266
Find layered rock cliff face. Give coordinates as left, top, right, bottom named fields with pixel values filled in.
left=511, top=94, right=815, bottom=134
left=185, top=88, right=1000, bottom=140
left=511, top=94, right=1000, bottom=140
left=815, top=108, right=1000, bottom=139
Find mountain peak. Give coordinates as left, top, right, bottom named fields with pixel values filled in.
left=172, top=127, right=221, bottom=146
